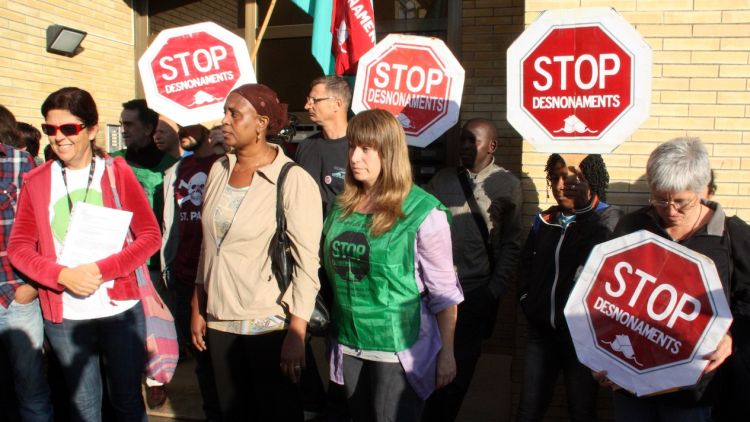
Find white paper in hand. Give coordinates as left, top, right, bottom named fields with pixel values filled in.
left=58, top=202, right=133, bottom=267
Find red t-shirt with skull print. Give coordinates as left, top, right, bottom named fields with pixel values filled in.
left=172, top=154, right=221, bottom=283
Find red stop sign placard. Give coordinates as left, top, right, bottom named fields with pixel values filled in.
left=565, top=230, right=732, bottom=396
left=139, top=22, right=256, bottom=126
left=522, top=26, right=632, bottom=138
left=586, top=242, right=711, bottom=369
left=352, top=34, right=464, bottom=148
left=150, top=32, right=239, bottom=110
left=507, top=7, right=651, bottom=153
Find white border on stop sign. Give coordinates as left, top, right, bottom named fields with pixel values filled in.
left=506, top=7, right=652, bottom=154
left=138, top=21, right=257, bottom=127
left=351, top=33, right=465, bottom=148
left=564, top=230, right=732, bottom=397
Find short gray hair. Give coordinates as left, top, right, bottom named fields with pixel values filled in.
left=310, top=75, right=352, bottom=108
left=647, top=137, right=710, bottom=194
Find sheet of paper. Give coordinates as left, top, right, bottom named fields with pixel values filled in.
left=58, top=202, right=133, bottom=267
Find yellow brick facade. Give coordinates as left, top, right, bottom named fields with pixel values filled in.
left=512, top=0, right=750, bottom=225
left=0, top=0, right=135, bottom=150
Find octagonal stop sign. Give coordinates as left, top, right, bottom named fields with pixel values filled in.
left=138, top=22, right=256, bottom=126
left=352, top=34, right=464, bottom=148
left=564, top=230, right=732, bottom=396
left=507, top=8, right=652, bottom=153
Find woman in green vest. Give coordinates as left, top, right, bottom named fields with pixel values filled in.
left=323, top=109, right=464, bottom=421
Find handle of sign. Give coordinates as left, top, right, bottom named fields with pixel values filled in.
left=252, top=0, right=277, bottom=63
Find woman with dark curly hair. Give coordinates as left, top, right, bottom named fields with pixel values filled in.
left=517, top=153, right=614, bottom=422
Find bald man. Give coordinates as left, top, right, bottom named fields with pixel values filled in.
left=424, top=118, right=522, bottom=421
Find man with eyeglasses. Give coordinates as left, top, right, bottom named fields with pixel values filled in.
left=295, top=75, right=351, bottom=215
left=294, top=75, right=351, bottom=420
left=112, top=99, right=177, bottom=409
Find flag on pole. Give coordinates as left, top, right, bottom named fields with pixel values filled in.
left=291, top=0, right=335, bottom=75
left=332, top=0, right=376, bottom=75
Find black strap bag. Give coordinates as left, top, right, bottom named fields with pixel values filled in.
left=271, top=162, right=330, bottom=335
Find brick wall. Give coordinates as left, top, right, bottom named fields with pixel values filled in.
left=0, top=0, right=136, bottom=152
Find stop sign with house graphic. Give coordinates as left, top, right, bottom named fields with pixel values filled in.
left=138, top=22, right=256, bottom=126
left=507, top=7, right=652, bottom=153
left=352, top=34, right=465, bottom=148
left=564, top=230, right=732, bottom=396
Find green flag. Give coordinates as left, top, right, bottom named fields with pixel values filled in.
left=291, top=0, right=335, bottom=75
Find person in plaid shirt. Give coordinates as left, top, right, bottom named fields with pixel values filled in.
left=0, top=104, right=51, bottom=421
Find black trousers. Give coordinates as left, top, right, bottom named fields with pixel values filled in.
left=208, top=328, right=303, bottom=421
left=422, top=286, right=497, bottom=422
left=343, top=355, right=424, bottom=422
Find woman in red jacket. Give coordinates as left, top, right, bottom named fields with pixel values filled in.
left=8, top=87, right=161, bottom=422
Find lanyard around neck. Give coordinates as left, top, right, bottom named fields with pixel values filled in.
left=60, top=157, right=96, bottom=213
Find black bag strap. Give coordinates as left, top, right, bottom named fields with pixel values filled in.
left=274, top=162, right=297, bottom=291
left=457, top=168, right=493, bottom=263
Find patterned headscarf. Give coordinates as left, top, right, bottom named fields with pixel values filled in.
left=230, top=83, right=289, bottom=136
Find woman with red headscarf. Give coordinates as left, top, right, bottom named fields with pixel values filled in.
left=190, top=84, right=322, bottom=420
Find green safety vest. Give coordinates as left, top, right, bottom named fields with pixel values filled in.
left=323, top=186, right=448, bottom=352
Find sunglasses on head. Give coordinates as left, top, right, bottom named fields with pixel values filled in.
left=41, top=123, right=87, bottom=136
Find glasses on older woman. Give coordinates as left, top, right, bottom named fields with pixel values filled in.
left=649, top=195, right=699, bottom=211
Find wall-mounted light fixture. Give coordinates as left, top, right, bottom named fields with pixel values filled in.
left=46, top=25, right=87, bottom=56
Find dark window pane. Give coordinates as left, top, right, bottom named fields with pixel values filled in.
left=258, top=0, right=312, bottom=26
left=257, top=38, right=321, bottom=114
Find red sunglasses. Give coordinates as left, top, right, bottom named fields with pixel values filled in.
left=41, top=123, right=87, bottom=136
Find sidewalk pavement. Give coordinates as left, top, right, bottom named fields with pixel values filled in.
left=147, top=337, right=513, bottom=421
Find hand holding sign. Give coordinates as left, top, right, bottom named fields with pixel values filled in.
left=564, top=230, right=732, bottom=396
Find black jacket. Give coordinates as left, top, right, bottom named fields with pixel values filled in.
left=519, top=205, right=611, bottom=332
left=613, top=202, right=750, bottom=320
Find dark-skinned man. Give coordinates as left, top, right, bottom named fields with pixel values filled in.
left=424, top=118, right=522, bottom=421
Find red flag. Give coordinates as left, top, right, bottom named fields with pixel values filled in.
left=332, top=0, right=376, bottom=75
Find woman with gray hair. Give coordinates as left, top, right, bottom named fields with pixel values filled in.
left=598, top=137, right=750, bottom=422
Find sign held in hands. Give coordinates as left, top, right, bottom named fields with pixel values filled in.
left=564, top=230, right=732, bottom=396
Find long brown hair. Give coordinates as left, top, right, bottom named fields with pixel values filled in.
left=337, top=109, right=412, bottom=236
